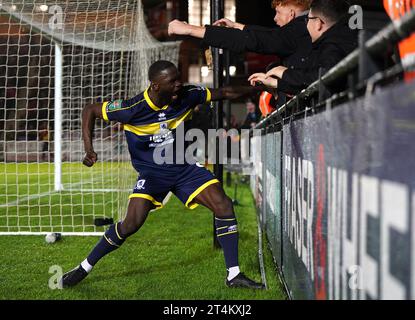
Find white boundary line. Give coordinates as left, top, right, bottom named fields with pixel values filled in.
left=0, top=232, right=103, bottom=236
left=0, top=191, right=56, bottom=208
left=0, top=180, right=130, bottom=235
left=0, top=181, right=83, bottom=208
left=0, top=182, right=130, bottom=208
left=65, top=189, right=130, bottom=192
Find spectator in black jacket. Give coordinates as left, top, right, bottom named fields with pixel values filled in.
left=248, top=0, right=358, bottom=96
left=168, top=0, right=312, bottom=85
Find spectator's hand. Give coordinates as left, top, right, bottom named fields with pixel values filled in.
left=265, top=66, right=288, bottom=79
left=83, top=150, right=97, bottom=167
left=248, top=73, right=278, bottom=88
left=213, top=18, right=245, bottom=30
left=168, top=19, right=191, bottom=36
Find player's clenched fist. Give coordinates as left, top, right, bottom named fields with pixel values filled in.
left=83, top=150, right=97, bottom=167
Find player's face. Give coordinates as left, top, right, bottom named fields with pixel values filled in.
left=157, top=67, right=183, bottom=103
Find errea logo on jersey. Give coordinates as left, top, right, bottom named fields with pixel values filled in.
left=135, top=179, right=146, bottom=190
left=158, top=112, right=166, bottom=120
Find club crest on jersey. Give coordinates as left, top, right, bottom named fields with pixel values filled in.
left=107, top=99, right=123, bottom=111
left=135, top=179, right=146, bottom=190
left=160, top=122, right=168, bottom=130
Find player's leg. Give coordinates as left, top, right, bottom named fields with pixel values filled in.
left=175, top=165, right=264, bottom=289
left=60, top=197, right=153, bottom=288
left=193, top=183, right=263, bottom=289
left=83, top=197, right=153, bottom=267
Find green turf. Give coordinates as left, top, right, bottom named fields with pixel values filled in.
left=0, top=163, right=134, bottom=233
left=0, top=163, right=286, bottom=300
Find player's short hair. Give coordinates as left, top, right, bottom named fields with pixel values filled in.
left=310, top=0, right=350, bottom=25
left=148, top=60, right=176, bottom=82
left=271, top=0, right=311, bottom=11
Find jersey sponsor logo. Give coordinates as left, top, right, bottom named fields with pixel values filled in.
left=149, top=123, right=174, bottom=147
left=135, top=179, right=146, bottom=190
left=107, top=99, right=123, bottom=111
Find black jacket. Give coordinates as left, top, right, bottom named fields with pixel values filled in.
left=202, top=14, right=312, bottom=70
left=278, top=19, right=358, bottom=95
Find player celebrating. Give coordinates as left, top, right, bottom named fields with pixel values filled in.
left=60, top=60, right=264, bottom=289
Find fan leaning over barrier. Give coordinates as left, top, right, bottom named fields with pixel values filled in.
left=248, top=0, right=358, bottom=96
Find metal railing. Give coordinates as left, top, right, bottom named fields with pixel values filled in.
left=255, top=8, right=415, bottom=130
left=249, top=8, right=415, bottom=300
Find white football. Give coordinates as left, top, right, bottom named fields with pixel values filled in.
left=45, top=233, right=56, bottom=243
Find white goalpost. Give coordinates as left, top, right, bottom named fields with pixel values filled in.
left=0, top=0, right=180, bottom=235
left=54, top=43, right=62, bottom=192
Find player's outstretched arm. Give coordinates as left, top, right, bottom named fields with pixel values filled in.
left=81, top=103, right=104, bottom=167
left=209, top=85, right=266, bottom=101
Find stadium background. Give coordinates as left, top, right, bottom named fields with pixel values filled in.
left=1, top=0, right=414, bottom=300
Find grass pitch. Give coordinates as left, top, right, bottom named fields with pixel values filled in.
left=0, top=163, right=286, bottom=300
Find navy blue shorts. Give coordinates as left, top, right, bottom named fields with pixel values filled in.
left=129, top=164, right=219, bottom=210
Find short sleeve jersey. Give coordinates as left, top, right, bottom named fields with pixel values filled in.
left=102, top=85, right=211, bottom=172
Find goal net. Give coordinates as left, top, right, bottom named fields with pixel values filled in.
left=0, top=0, right=180, bottom=235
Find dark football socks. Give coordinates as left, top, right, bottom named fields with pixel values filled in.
left=215, top=216, right=240, bottom=280
left=81, top=222, right=126, bottom=272
left=80, top=218, right=240, bottom=279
